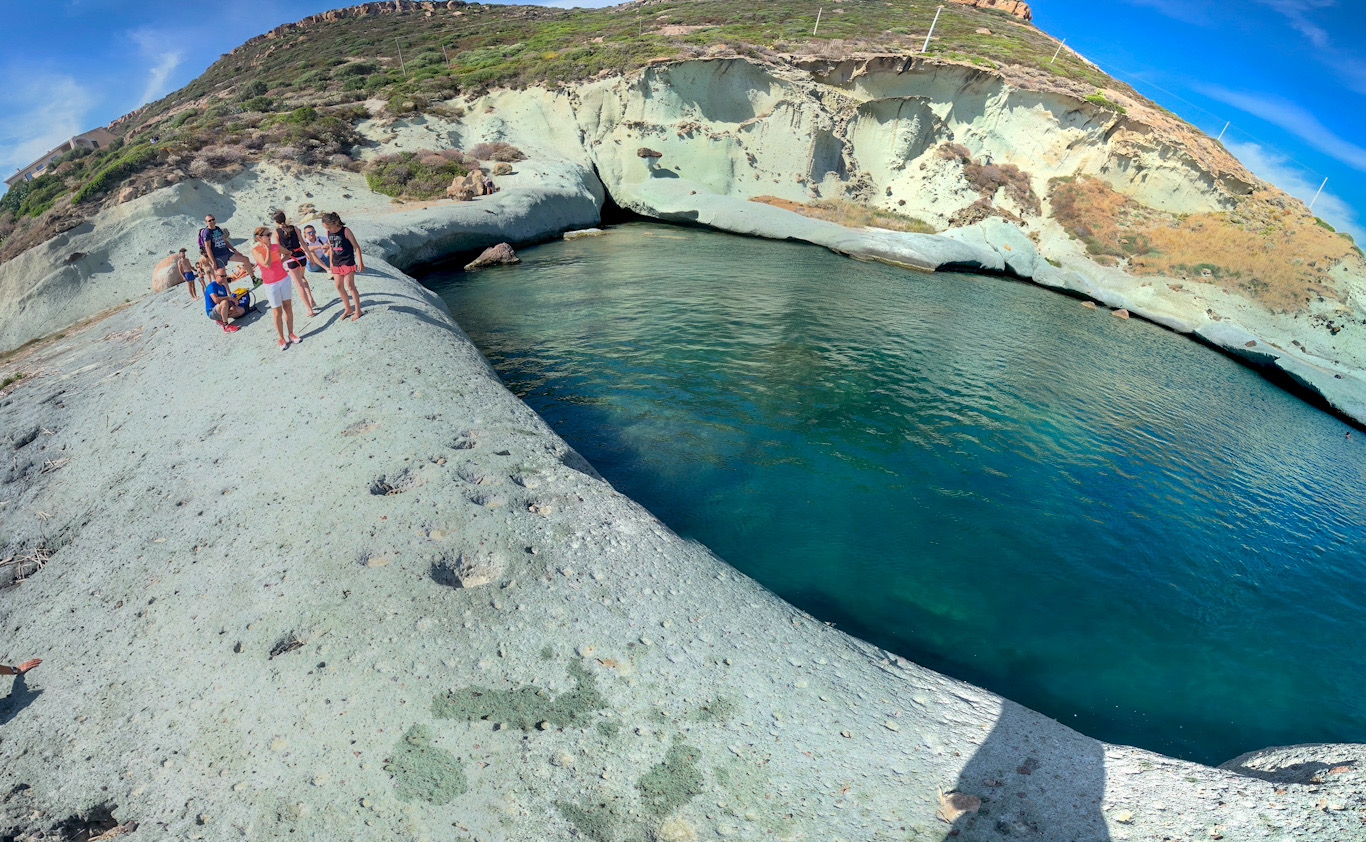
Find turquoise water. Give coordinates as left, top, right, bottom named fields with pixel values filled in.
left=421, top=223, right=1366, bottom=765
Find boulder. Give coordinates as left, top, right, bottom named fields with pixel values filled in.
left=151, top=254, right=185, bottom=292
left=446, top=167, right=489, bottom=200
left=637, top=147, right=663, bottom=158
left=464, top=242, right=520, bottom=270
left=1112, top=308, right=1130, bottom=319
left=1081, top=300, right=1097, bottom=309
left=491, top=162, right=513, bottom=176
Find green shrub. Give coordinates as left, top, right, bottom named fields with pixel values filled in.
left=1084, top=91, right=1127, bottom=115
left=336, top=60, right=379, bottom=77
left=364, top=150, right=468, bottom=200
left=170, top=108, right=199, bottom=128
left=285, top=106, right=318, bottom=125
left=12, top=174, right=68, bottom=218
left=72, top=144, right=157, bottom=204
left=238, top=79, right=269, bottom=99
left=241, top=96, right=275, bottom=112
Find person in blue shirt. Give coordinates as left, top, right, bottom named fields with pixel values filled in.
left=204, top=266, right=246, bottom=332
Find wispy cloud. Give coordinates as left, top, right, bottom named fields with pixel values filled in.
left=1252, top=0, right=1335, bottom=48
left=1120, top=0, right=1214, bottom=25
left=0, top=70, right=96, bottom=177
left=1227, top=139, right=1363, bottom=242
left=1198, top=86, right=1366, bottom=172
left=129, top=28, right=184, bottom=108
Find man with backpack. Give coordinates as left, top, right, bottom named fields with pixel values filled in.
left=197, top=214, right=256, bottom=283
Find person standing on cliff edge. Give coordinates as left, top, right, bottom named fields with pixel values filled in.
left=321, top=211, right=363, bottom=320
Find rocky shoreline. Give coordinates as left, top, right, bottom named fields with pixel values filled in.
left=1, top=159, right=1364, bottom=840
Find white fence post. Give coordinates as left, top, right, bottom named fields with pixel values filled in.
left=813, top=7, right=822, bottom=35
left=922, top=6, right=943, bottom=53
left=1309, top=177, right=1328, bottom=211
left=1216, top=122, right=1229, bottom=142
left=1050, top=38, right=1066, bottom=64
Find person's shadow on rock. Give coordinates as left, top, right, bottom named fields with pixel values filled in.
left=943, top=700, right=1110, bottom=841
left=0, top=673, right=42, bottom=726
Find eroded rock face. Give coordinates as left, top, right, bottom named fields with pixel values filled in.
left=464, top=241, right=519, bottom=269
left=950, top=0, right=1032, bottom=20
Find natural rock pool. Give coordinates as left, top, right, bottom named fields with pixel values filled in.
left=421, top=222, right=1366, bottom=765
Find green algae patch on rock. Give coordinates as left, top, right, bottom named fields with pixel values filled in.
left=384, top=724, right=468, bottom=805
left=432, top=660, right=606, bottom=730
left=636, top=739, right=706, bottom=818
left=554, top=799, right=636, bottom=842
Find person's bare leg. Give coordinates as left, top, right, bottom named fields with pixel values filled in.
left=346, top=275, right=362, bottom=319
left=284, top=299, right=296, bottom=336
left=334, top=274, right=353, bottom=316
left=230, top=253, right=257, bottom=283
left=272, top=306, right=286, bottom=344
left=291, top=267, right=316, bottom=316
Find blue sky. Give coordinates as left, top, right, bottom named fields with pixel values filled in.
left=0, top=0, right=1361, bottom=238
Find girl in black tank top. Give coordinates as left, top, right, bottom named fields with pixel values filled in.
left=271, top=211, right=317, bottom=317
left=321, top=212, right=364, bottom=320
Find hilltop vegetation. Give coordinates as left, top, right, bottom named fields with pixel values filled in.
left=0, top=0, right=1121, bottom=261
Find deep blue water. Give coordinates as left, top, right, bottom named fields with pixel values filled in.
left=420, top=222, right=1366, bottom=765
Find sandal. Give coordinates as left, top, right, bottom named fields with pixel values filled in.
left=288, top=333, right=301, bottom=345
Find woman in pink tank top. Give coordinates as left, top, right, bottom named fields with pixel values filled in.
left=252, top=227, right=300, bottom=350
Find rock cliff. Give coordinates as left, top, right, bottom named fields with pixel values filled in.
left=1, top=11, right=1365, bottom=841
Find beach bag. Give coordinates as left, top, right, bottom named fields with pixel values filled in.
left=232, top=288, right=253, bottom=310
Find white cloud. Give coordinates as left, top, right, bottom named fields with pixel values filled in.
left=1198, top=86, right=1366, bottom=173
left=1252, top=0, right=1335, bottom=48
left=1120, top=0, right=1213, bottom=25
left=129, top=28, right=185, bottom=108
left=0, top=70, right=96, bottom=179
left=1226, top=139, right=1363, bottom=242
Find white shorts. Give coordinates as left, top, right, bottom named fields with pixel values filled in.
left=262, top=278, right=293, bottom=308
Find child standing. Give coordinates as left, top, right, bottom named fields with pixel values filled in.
left=252, top=226, right=300, bottom=350
left=272, top=210, right=318, bottom=318
left=321, top=212, right=363, bottom=320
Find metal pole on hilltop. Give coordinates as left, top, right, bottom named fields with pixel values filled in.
left=1050, top=38, right=1066, bottom=63
left=396, top=39, right=407, bottom=76
left=1309, top=177, right=1328, bottom=211
left=922, top=5, right=943, bottom=54
left=813, top=7, right=822, bottom=36
left=442, top=43, right=450, bottom=66
left=1216, top=121, right=1229, bottom=142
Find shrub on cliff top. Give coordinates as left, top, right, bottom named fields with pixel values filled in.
left=469, top=142, right=526, bottom=163
left=365, top=150, right=469, bottom=201
left=71, top=144, right=158, bottom=205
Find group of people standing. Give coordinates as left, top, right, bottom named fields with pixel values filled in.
left=192, top=211, right=365, bottom=350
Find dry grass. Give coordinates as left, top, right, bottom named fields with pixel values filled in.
left=1048, top=176, right=1363, bottom=312
left=0, top=545, right=52, bottom=584
left=750, top=196, right=937, bottom=234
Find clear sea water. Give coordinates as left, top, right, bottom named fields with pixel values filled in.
left=420, top=222, right=1366, bottom=765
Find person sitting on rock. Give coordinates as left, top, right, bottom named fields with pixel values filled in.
left=204, top=267, right=245, bottom=332
left=174, top=248, right=199, bottom=299
left=301, top=225, right=331, bottom=276
left=198, top=215, right=256, bottom=282
left=1, top=659, right=40, bottom=678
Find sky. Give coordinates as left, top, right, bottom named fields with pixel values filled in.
left=0, top=0, right=1361, bottom=238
